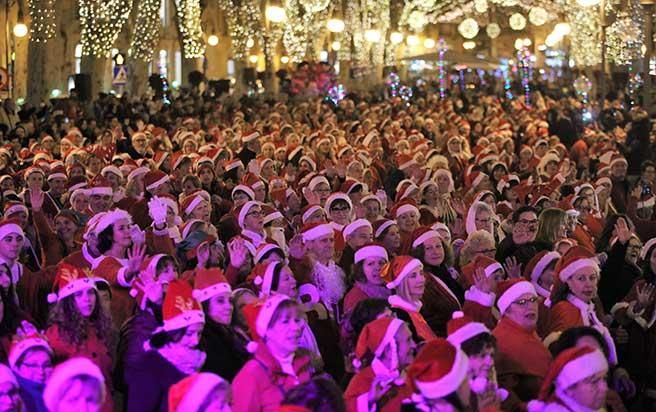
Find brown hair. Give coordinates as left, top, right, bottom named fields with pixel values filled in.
left=48, top=290, right=112, bottom=347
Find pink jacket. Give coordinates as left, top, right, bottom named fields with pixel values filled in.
left=232, top=344, right=314, bottom=412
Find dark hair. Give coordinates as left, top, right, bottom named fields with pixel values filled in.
left=0, top=287, right=22, bottom=336
left=155, top=255, right=176, bottom=276
left=329, top=199, right=350, bottom=211
left=95, top=280, right=112, bottom=299
left=512, top=206, right=538, bottom=224
left=641, top=160, right=656, bottom=173
left=410, top=238, right=454, bottom=267
left=595, top=214, right=634, bottom=253
left=460, top=332, right=496, bottom=357
left=96, top=225, right=115, bottom=254
left=55, top=210, right=81, bottom=227
left=281, top=375, right=346, bottom=412
left=48, top=289, right=112, bottom=347
left=349, top=299, right=390, bottom=339
left=374, top=223, right=396, bottom=241
left=149, top=327, right=187, bottom=349
left=549, top=326, right=608, bottom=358
left=182, top=174, right=201, bottom=189
left=16, top=346, right=52, bottom=367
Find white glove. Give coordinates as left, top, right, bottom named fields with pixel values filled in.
left=130, top=225, right=146, bottom=246
left=148, top=196, right=168, bottom=226
left=376, top=189, right=388, bottom=210
left=247, top=159, right=260, bottom=175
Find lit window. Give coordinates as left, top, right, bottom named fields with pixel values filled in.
left=75, top=44, right=82, bottom=74
left=175, top=51, right=182, bottom=85
left=228, top=59, right=235, bottom=76
left=160, top=0, right=168, bottom=26
left=159, top=49, right=168, bottom=79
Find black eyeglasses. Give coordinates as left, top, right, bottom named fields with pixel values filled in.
left=512, top=296, right=539, bottom=306
left=330, top=206, right=350, bottom=212
left=517, top=219, right=539, bottom=226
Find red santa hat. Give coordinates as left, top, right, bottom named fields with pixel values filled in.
left=524, top=251, right=560, bottom=285
left=241, top=129, right=260, bottom=143
left=171, top=152, right=191, bottom=170
left=255, top=294, right=294, bottom=338
left=192, top=268, right=231, bottom=302
left=260, top=204, right=283, bottom=226
left=157, top=280, right=205, bottom=332
left=353, top=316, right=405, bottom=369
left=235, top=201, right=260, bottom=229
left=407, top=338, right=469, bottom=400
left=640, top=237, right=656, bottom=260
left=47, top=165, right=67, bottom=182
left=307, top=175, right=330, bottom=192
left=342, top=218, right=372, bottom=240
left=361, top=194, right=384, bottom=210
left=324, top=192, right=353, bottom=214
left=554, top=246, right=598, bottom=283
left=354, top=243, right=388, bottom=264
left=373, top=219, right=397, bottom=239
left=461, top=255, right=503, bottom=286
left=609, top=153, right=627, bottom=168
left=390, top=200, right=419, bottom=219
left=8, top=333, right=53, bottom=369
left=409, top=226, right=441, bottom=250
left=47, top=262, right=98, bottom=303
left=180, top=191, right=207, bottom=217
left=168, top=372, right=228, bottom=412
left=3, top=201, right=28, bottom=219
left=127, top=166, right=150, bottom=183
left=43, top=358, right=105, bottom=412
left=383, top=255, right=423, bottom=290
left=465, top=201, right=490, bottom=235
left=242, top=173, right=265, bottom=190
left=224, top=159, right=244, bottom=172
left=496, top=279, right=537, bottom=315
left=87, top=175, right=113, bottom=196
left=23, top=166, right=45, bottom=180
left=446, top=311, right=490, bottom=348
left=396, top=153, right=417, bottom=171
left=301, top=222, right=333, bottom=242
left=248, top=261, right=283, bottom=297
left=101, top=165, right=122, bottom=179
left=533, top=346, right=608, bottom=404
left=301, top=204, right=325, bottom=224
left=340, top=180, right=364, bottom=195
left=231, top=184, right=255, bottom=201
left=254, top=242, right=283, bottom=264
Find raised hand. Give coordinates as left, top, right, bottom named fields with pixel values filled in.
left=302, top=187, right=320, bottom=206
left=288, top=234, right=306, bottom=260
left=614, top=217, right=632, bottom=244
left=473, top=267, right=495, bottom=294
left=228, top=238, right=249, bottom=268
left=636, top=283, right=656, bottom=309
left=452, top=198, right=467, bottom=217
left=196, top=242, right=210, bottom=269
left=127, top=243, right=146, bottom=275
left=148, top=197, right=168, bottom=226
left=503, top=256, right=522, bottom=279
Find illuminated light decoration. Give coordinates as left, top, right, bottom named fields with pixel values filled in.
left=175, top=0, right=205, bottom=58
left=50, top=89, right=61, bottom=97
left=406, top=34, right=420, bottom=46
left=331, top=41, right=341, bottom=51
left=300, top=0, right=330, bottom=13
left=537, top=44, right=547, bottom=51
left=387, top=72, right=400, bottom=97
left=13, top=23, right=28, bottom=38
left=280, top=55, right=289, bottom=64
left=509, top=13, right=526, bottom=31
left=528, top=7, right=548, bottom=26
left=408, top=10, right=427, bottom=31
left=327, top=84, right=346, bottom=104
left=365, top=29, right=382, bottom=43
left=399, top=85, right=413, bottom=104
left=207, top=35, right=219, bottom=46
left=28, top=0, right=56, bottom=42
left=576, top=0, right=600, bottom=6
left=128, top=0, right=161, bottom=61
left=284, top=0, right=333, bottom=63
left=606, top=0, right=644, bottom=66
left=218, top=0, right=262, bottom=61
left=458, top=18, right=479, bottom=39
left=567, top=4, right=599, bottom=66
left=266, top=6, right=286, bottom=23
left=554, top=22, right=571, bottom=37
left=523, top=38, right=532, bottom=47
left=327, top=18, right=345, bottom=33
left=343, top=0, right=390, bottom=67
left=627, top=71, right=643, bottom=106
left=249, top=55, right=258, bottom=64
left=423, top=38, right=436, bottom=48
left=463, top=40, right=476, bottom=49
left=79, top=0, right=132, bottom=57
left=474, top=0, right=487, bottom=13
left=486, top=23, right=500, bottom=39
left=517, top=47, right=532, bottom=107
left=437, top=39, right=447, bottom=98
left=545, top=33, right=560, bottom=47
left=514, top=38, right=524, bottom=50
left=390, top=31, right=403, bottom=44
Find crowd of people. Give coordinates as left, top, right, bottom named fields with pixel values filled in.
left=0, top=78, right=653, bottom=412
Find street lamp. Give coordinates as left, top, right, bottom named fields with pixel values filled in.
left=13, top=22, right=28, bottom=38
left=390, top=32, right=404, bottom=45
left=406, top=34, right=420, bottom=46
left=207, top=34, right=219, bottom=46
left=327, top=18, right=345, bottom=33
left=424, top=38, right=436, bottom=48
left=331, top=41, right=341, bottom=51
left=265, top=6, right=286, bottom=23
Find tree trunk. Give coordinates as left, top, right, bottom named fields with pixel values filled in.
left=181, top=57, right=202, bottom=87
left=26, top=42, right=48, bottom=106
left=127, top=59, right=149, bottom=97
left=80, top=55, right=109, bottom=100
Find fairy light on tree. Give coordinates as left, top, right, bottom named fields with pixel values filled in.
left=217, top=0, right=263, bottom=61
left=28, top=0, right=56, bottom=42
left=437, top=38, right=447, bottom=99
left=128, top=0, right=161, bottom=61
left=517, top=47, right=532, bottom=107
left=175, top=0, right=205, bottom=58
left=79, top=0, right=132, bottom=57
left=606, top=0, right=644, bottom=66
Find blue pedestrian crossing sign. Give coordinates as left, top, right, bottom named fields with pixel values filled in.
left=113, top=65, right=128, bottom=85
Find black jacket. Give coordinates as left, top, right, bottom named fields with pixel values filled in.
left=200, top=320, right=250, bottom=381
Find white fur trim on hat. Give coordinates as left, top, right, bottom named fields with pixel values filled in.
left=386, top=258, right=423, bottom=290
left=302, top=223, right=334, bottom=242
left=232, top=185, right=255, bottom=201
left=262, top=210, right=283, bottom=225
left=192, top=282, right=232, bottom=302
left=308, top=175, right=330, bottom=191
left=395, top=204, right=419, bottom=218
left=609, top=156, right=628, bottom=168
left=146, top=174, right=170, bottom=192
left=94, top=209, right=132, bottom=235
left=414, top=348, right=469, bottom=399
left=256, top=294, right=292, bottom=337
left=163, top=310, right=205, bottom=332
left=641, top=238, right=656, bottom=260
left=127, top=166, right=150, bottom=182
left=43, top=358, right=105, bottom=412
left=354, top=245, right=388, bottom=264
left=184, top=195, right=205, bottom=216
left=101, top=165, right=122, bottom=178
left=0, top=223, right=24, bottom=239
left=9, top=336, right=53, bottom=369
left=302, top=205, right=324, bottom=224
left=47, top=277, right=97, bottom=304
left=88, top=186, right=113, bottom=196
left=375, top=220, right=397, bottom=239
left=558, top=258, right=599, bottom=282
left=242, top=130, right=260, bottom=142
left=343, top=219, right=372, bottom=239
left=253, top=261, right=279, bottom=296
left=176, top=373, right=228, bottom=412
left=531, top=252, right=560, bottom=284
left=412, top=230, right=441, bottom=249
left=47, top=172, right=67, bottom=181
left=399, top=158, right=417, bottom=171
left=361, top=194, right=383, bottom=209
left=254, top=243, right=281, bottom=264
left=325, top=193, right=353, bottom=214
left=447, top=323, right=490, bottom=348
left=4, top=204, right=28, bottom=217
left=375, top=318, right=404, bottom=358
left=238, top=201, right=260, bottom=229
left=556, top=350, right=608, bottom=390
left=432, top=222, right=451, bottom=236
left=466, top=201, right=488, bottom=235
left=497, top=281, right=536, bottom=315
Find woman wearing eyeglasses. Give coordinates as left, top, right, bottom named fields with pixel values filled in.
left=546, top=246, right=618, bottom=365
left=9, top=334, right=54, bottom=412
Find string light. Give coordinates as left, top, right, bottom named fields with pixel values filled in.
left=486, top=23, right=500, bottom=39
left=387, top=72, right=400, bottom=97
left=606, top=0, right=644, bottom=65
left=528, top=7, right=548, bottom=26
left=437, top=38, right=447, bottom=99
left=79, top=0, right=132, bottom=57
left=175, top=0, right=205, bottom=58
left=128, top=0, right=160, bottom=61
left=217, top=0, right=262, bottom=61
left=458, top=18, right=479, bottom=39
left=568, top=4, right=601, bottom=66
left=517, top=47, right=532, bottom=107
left=284, top=0, right=332, bottom=62
left=343, top=0, right=390, bottom=67
left=509, top=13, right=527, bottom=31
left=28, top=0, right=56, bottom=42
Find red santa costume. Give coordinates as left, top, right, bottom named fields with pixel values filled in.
left=344, top=317, right=413, bottom=412
left=524, top=251, right=560, bottom=338
left=167, top=372, right=229, bottom=412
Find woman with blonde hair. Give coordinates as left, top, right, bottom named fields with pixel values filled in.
left=535, top=208, right=568, bottom=250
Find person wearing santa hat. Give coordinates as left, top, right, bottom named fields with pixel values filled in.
left=192, top=268, right=249, bottom=381
left=523, top=250, right=560, bottom=337
left=404, top=338, right=471, bottom=411
left=338, top=219, right=374, bottom=281
left=232, top=294, right=314, bottom=411
left=85, top=175, right=115, bottom=216
left=609, top=154, right=630, bottom=213
left=391, top=201, right=420, bottom=249
left=406, top=226, right=464, bottom=336
left=234, top=200, right=267, bottom=253
left=373, top=219, right=401, bottom=258
left=528, top=346, right=609, bottom=412
left=446, top=311, right=508, bottom=411
left=383, top=255, right=435, bottom=342
left=492, top=279, right=552, bottom=409
left=546, top=246, right=618, bottom=365
left=9, top=333, right=53, bottom=412
left=126, top=280, right=206, bottom=412
left=43, top=357, right=106, bottom=412
left=343, top=244, right=391, bottom=315
left=45, top=263, right=114, bottom=412
left=361, top=193, right=385, bottom=223
left=168, top=372, right=231, bottom=412
left=344, top=316, right=415, bottom=411
left=325, top=193, right=354, bottom=232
